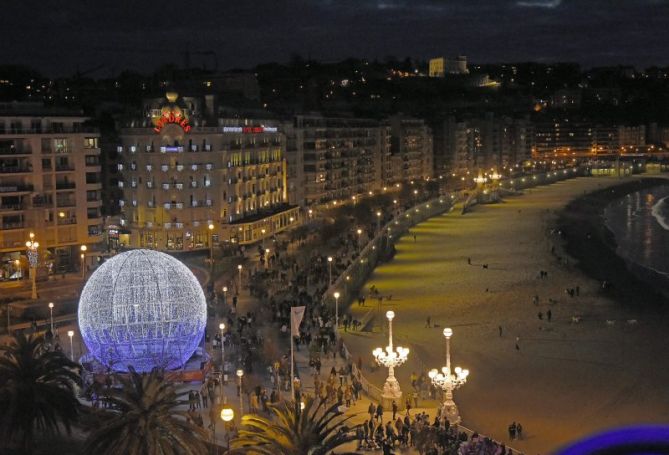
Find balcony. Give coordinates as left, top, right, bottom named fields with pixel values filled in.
left=56, top=200, right=76, bottom=208
left=55, top=164, right=75, bottom=172
left=0, top=184, right=34, bottom=193
left=0, top=222, right=24, bottom=230
left=57, top=218, right=78, bottom=226
left=56, top=181, right=76, bottom=190
left=0, top=166, right=32, bottom=174
left=0, top=204, right=23, bottom=212
left=0, top=147, right=31, bottom=156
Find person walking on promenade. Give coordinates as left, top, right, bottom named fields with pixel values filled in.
left=516, top=422, right=523, bottom=440
left=392, top=400, right=398, bottom=420
left=425, top=316, right=431, bottom=328
left=515, top=337, right=520, bottom=351
left=375, top=403, right=384, bottom=423
left=547, top=309, right=552, bottom=322
left=498, top=325, right=503, bottom=337
left=467, top=257, right=471, bottom=265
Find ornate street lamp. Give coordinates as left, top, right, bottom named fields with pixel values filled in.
left=25, top=232, right=39, bottom=300
left=428, top=328, right=470, bottom=425
left=372, top=310, right=409, bottom=408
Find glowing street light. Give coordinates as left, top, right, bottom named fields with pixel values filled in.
left=208, top=224, right=215, bottom=269
left=236, top=369, right=244, bottom=416
left=372, top=311, right=409, bottom=407
left=80, top=245, right=87, bottom=278
left=219, top=323, right=226, bottom=372
left=428, top=328, right=469, bottom=425
left=327, top=256, right=333, bottom=284
left=333, top=291, right=340, bottom=329
left=237, top=264, right=243, bottom=291
left=222, top=286, right=228, bottom=306
left=48, top=302, right=54, bottom=333
left=67, top=330, right=75, bottom=361
left=25, top=232, right=39, bottom=300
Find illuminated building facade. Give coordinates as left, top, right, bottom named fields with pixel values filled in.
left=388, top=116, right=433, bottom=183
left=117, top=93, right=298, bottom=250
left=287, top=115, right=388, bottom=206
left=0, top=103, right=102, bottom=279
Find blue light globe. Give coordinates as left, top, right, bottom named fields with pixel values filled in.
left=78, top=249, right=207, bottom=372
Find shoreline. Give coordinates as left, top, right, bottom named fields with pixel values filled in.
left=343, top=176, right=669, bottom=453
left=556, top=177, right=669, bottom=308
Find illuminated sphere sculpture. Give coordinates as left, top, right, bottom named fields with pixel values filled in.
left=78, top=249, right=207, bottom=372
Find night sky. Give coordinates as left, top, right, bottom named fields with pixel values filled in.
left=2, top=0, right=667, bottom=76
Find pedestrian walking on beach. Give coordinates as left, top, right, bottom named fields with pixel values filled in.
left=547, top=309, right=552, bottom=322
left=413, top=234, right=417, bottom=242
left=508, top=422, right=517, bottom=440
left=516, top=422, right=523, bottom=440
left=425, top=316, right=431, bottom=328
left=498, top=325, right=503, bottom=337
left=467, top=257, right=471, bottom=265
left=515, top=337, right=520, bottom=351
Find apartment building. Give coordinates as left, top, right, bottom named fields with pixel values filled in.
left=117, top=93, right=298, bottom=250
left=0, top=103, right=103, bottom=279
left=388, top=116, right=433, bottom=183
left=287, top=116, right=388, bottom=206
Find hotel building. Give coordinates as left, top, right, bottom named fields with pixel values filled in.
left=117, top=93, right=298, bottom=250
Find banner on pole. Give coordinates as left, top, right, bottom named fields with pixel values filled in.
left=291, top=306, right=306, bottom=337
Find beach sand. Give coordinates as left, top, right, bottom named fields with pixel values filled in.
left=342, top=176, right=669, bottom=454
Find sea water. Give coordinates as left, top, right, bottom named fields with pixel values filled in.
left=604, top=185, right=669, bottom=281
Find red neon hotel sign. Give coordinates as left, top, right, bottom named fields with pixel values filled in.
left=154, top=111, right=192, bottom=133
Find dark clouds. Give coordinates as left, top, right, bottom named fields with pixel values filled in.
left=2, top=0, right=668, bottom=75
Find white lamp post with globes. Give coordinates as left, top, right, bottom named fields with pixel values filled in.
left=372, top=310, right=409, bottom=408
left=428, top=327, right=469, bottom=425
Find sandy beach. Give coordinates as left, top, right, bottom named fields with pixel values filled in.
left=342, top=176, right=669, bottom=454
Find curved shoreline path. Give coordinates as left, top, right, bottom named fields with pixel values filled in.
left=343, top=176, right=669, bottom=454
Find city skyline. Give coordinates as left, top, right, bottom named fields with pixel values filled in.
left=2, top=0, right=668, bottom=76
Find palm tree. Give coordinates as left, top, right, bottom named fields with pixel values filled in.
left=0, top=332, right=81, bottom=453
left=84, top=367, right=208, bottom=455
left=231, top=397, right=358, bottom=455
